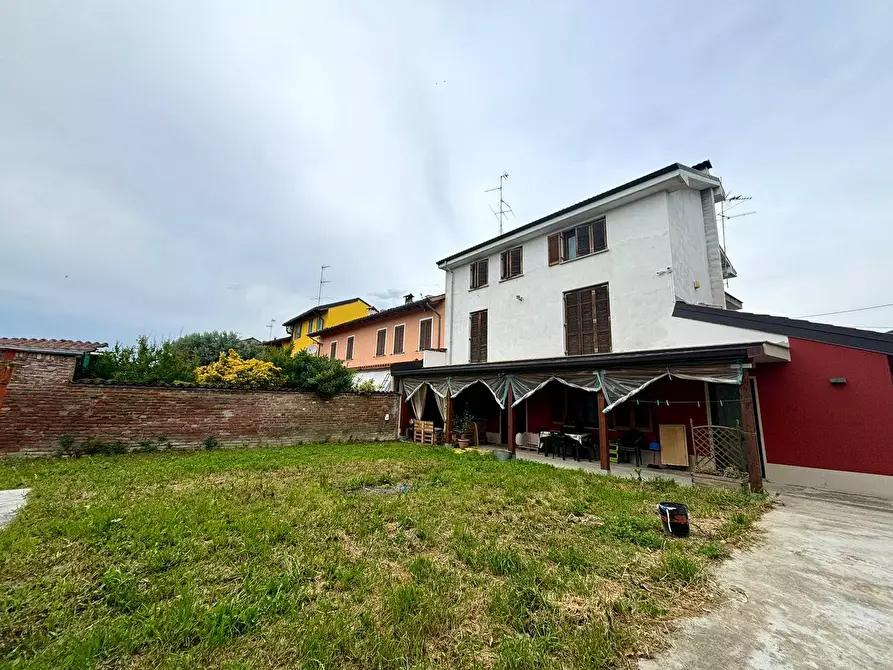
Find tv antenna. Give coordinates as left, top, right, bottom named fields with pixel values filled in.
left=267, top=319, right=276, bottom=340
left=485, top=172, right=514, bottom=235
left=317, top=265, right=331, bottom=306
left=718, top=193, right=754, bottom=252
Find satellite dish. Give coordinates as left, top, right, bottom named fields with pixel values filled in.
left=306, top=345, right=318, bottom=355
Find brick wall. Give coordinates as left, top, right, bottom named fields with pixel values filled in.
left=0, top=350, right=399, bottom=456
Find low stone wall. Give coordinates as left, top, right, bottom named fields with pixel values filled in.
left=0, top=350, right=399, bottom=456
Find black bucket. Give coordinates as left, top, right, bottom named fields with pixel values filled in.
left=657, top=502, right=690, bottom=538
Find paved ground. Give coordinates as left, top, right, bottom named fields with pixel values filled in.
left=639, top=487, right=893, bottom=670
left=514, top=449, right=693, bottom=485
left=0, top=489, right=30, bottom=528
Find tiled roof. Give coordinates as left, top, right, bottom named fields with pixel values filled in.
left=0, top=338, right=108, bottom=354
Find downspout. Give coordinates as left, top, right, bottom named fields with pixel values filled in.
left=445, top=268, right=455, bottom=365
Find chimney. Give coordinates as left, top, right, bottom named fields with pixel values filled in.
left=403, top=293, right=414, bottom=304
left=691, top=159, right=712, bottom=175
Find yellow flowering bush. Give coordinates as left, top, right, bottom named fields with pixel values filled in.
left=194, top=349, right=282, bottom=389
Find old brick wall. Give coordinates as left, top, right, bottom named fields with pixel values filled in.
left=0, top=350, right=400, bottom=456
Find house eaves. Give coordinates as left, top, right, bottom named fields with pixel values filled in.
left=310, top=295, right=445, bottom=337
left=281, top=298, right=375, bottom=328
left=673, top=302, right=893, bottom=356
left=437, top=161, right=722, bottom=268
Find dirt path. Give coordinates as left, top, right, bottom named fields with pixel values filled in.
left=640, top=488, right=893, bottom=670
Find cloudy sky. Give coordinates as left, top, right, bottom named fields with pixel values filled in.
left=2, top=1, right=891, bottom=343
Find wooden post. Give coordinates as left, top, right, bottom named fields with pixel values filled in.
left=740, top=371, right=763, bottom=493
left=507, top=384, right=516, bottom=454
left=597, top=389, right=609, bottom=471
left=445, top=391, right=453, bottom=445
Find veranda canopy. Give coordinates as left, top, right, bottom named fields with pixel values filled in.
left=599, top=364, right=743, bottom=413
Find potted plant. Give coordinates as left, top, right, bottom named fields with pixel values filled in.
left=454, top=410, right=476, bottom=448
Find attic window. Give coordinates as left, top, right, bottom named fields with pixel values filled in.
left=548, top=218, right=607, bottom=265
left=470, top=259, right=489, bottom=289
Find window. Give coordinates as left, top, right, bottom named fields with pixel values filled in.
left=418, top=317, right=433, bottom=351
left=500, top=246, right=523, bottom=280
left=346, top=336, right=355, bottom=361
left=607, top=402, right=653, bottom=431
left=330, top=341, right=338, bottom=360
left=393, top=324, right=405, bottom=354
left=564, top=283, right=611, bottom=356
left=316, top=316, right=324, bottom=331
left=375, top=328, right=387, bottom=357
left=551, top=387, right=601, bottom=427
left=469, top=259, right=489, bottom=289
left=469, top=310, right=488, bottom=363
left=548, top=218, right=607, bottom=265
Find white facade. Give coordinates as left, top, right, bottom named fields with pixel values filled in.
left=437, top=165, right=786, bottom=366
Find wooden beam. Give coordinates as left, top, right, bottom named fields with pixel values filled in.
left=740, top=371, right=763, bottom=492
left=507, top=384, right=516, bottom=454
left=445, top=391, right=453, bottom=445
left=597, top=389, right=609, bottom=470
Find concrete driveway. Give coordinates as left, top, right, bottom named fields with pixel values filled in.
left=640, top=487, right=893, bottom=670
left=0, top=489, right=29, bottom=528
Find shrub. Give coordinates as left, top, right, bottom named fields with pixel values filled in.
left=259, top=346, right=355, bottom=397
left=194, top=350, right=282, bottom=389
left=204, top=437, right=220, bottom=450
left=82, top=336, right=197, bottom=384
left=353, top=378, right=378, bottom=393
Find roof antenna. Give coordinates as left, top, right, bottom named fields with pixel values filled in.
left=317, top=265, right=331, bottom=306
left=267, top=319, right=276, bottom=340
left=717, top=189, right=755, bottom=287
left=485, top=172, right=514, bottom=235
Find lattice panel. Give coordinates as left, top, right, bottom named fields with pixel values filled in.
left=691, top=424, right=751, bottom=481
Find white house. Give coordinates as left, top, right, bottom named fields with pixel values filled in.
left=433, top=160, right=784, bottom=365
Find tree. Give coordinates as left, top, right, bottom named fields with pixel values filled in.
left=172, top=331, right=262, bottom=367
left=194, top=350, right=282, bottom=389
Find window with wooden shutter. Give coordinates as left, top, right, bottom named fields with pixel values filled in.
left=594, top=283, right=612, bottom=353
left=564, top=283, right=611, bottom=355
left=330, top=341, right=338, bottom=359
left=470, top=259, right=489, bottom=289
left=346, top=336, right=355, bottom=361
left=375, top=329, right=387, bottom=357
left=548, top=233, right=560, bottom=266
left=418, top=318, right=433, bottom=351
left=500, top=246, right=523, bottom=280
left=469, top=310, right=488, bottom=363
left=393, top=324, right=405, bottom=354
left=550, top=217, right=607, bottom=267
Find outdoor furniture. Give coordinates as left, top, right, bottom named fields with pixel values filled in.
left=413, top=420, right=435, bottom=445
left=515, top=432, right=540, bottom=452
left=563, top=432, right=595, bottom=462
left=618, top=429, right=647, bottom=466
left=538, top=431, right=563, bottom=458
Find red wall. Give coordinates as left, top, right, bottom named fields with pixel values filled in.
left=754, top=339, right=893, bottom=476
left=0, top=350, right=399, bottom=456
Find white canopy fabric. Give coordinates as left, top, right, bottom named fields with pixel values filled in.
left=449, top=375, right=510, bottom=408
left=600, top=364, right=742, bottom=413
left=509, top=372, right=601, bottom=407
left=409, top=382, right=427, bottom=419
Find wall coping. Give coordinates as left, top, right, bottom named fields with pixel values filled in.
left=70, top=379, right=397, bottom=396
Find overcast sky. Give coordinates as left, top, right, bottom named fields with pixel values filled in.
left=2, top=1, right=892, bottom=344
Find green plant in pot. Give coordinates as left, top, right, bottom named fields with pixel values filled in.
left=454, top=409, right=476, bottom=448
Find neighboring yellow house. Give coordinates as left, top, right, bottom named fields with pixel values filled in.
left=281, top=298, right=375, bottom=352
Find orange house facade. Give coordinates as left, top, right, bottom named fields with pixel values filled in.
left=312, top=294, right=445, bottom=390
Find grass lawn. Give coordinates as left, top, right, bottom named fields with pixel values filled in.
left=0, top=443, right=768, bottom=669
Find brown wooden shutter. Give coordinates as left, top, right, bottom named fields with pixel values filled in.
left=469, top=264, right=476, bottom=288
left=500, top=251, right=507, bottom=280
left=478, top=260, right=488, bottom=287
left=393, top=324, right=405, bottom=354
left=576, top=224, right=592, bottom=257
left=469, top=310, right=487, bottom=363
left=594, top=283, right=612, bottom=352
left=548, top=233, right=560, bottom=266
left=419, top=319, right=432, bottom=350
left=375, top=329, right=386, bottom=356
left=510, top=247, right=522, bottom=276
left=564, top=291, right=581, bottom=356
left=580, top=288, right=595, bottom=355
left=346, top=336, right=354, bottom=360
left=330, top=341, right=337, bottom=359
left=593, top=218, right=607, bottom=252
